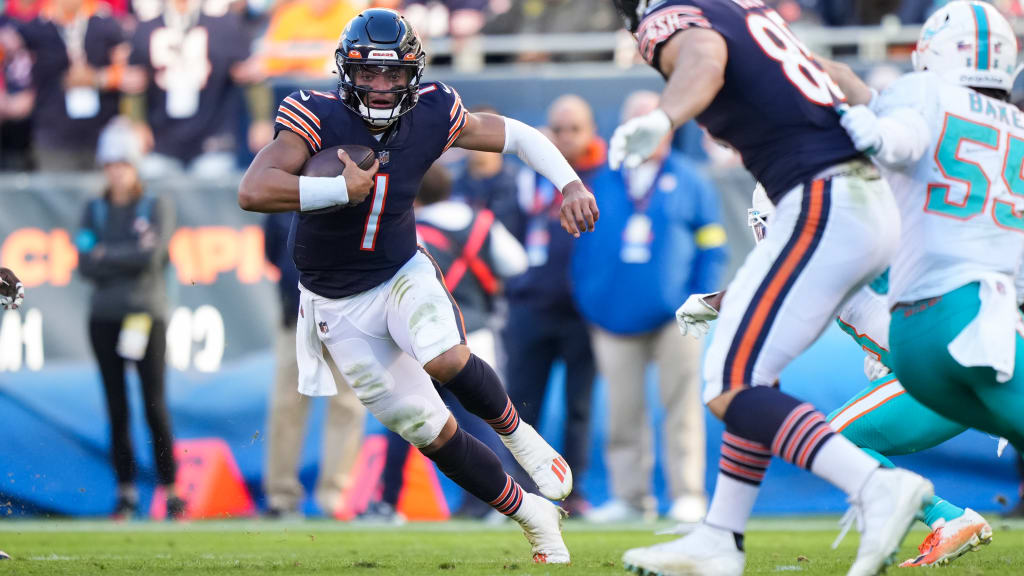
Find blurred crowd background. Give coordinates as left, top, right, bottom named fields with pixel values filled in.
left=2, top=0, right=1024, bottom=525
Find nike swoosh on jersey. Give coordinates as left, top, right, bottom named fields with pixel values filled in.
left=300, top=91, right=310, bottom=101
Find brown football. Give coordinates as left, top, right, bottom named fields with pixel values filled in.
left=301, top=144, right=377, bottom=214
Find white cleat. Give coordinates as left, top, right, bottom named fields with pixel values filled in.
left=622, top=523, right=745, bottom=576
left=843, top=468, right=934, bottom=576
left=516, top=493, right=570, bottom=564
left=899, top=508, right=992, bottom=567
left=501, top=422, right=573, bottom=501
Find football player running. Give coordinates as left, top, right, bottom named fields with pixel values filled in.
left=238, top=8, right=597, bottom=564
left=609, top=1, right=932, bottom=575
left=679, top=184, right=994, bottom=568
left=832, top=0, right=1024, bottom=513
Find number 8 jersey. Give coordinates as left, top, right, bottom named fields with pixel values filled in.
left=636, top=0, right=859, bottom=202
left=875, top=71, right=1024, bottom=305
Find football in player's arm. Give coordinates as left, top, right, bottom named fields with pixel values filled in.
left=239, top=107, right=598, bottom=238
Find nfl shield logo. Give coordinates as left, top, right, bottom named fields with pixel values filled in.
left=377, top=150, right=390, bottom=166
left=318, top=321, right=329, bottom=334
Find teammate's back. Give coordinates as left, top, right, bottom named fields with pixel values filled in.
left=635, top=0, right=859, bottom=199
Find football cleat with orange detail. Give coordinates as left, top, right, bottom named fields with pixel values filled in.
left=500, top=422, right=573, bottom=501
left=899, top=509, right=992, bottom=567
left=516, top=493, right=570, bottom=564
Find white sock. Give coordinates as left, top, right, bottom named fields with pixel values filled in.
left=511, top=492, right=541, bottom=524
left=810, top=435, right=879, bottom=497
left=704, top=473, right=760, bottom=534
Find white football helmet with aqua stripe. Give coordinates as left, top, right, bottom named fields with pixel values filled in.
left=913, top=1, right=1019, bottom=93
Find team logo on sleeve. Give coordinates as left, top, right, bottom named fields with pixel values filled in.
left=637, top=7, right=711, bottom=64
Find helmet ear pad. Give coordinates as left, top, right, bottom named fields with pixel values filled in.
left=335, top=8, right=427, bottom=126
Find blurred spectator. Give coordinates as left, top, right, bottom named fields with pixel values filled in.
left=262, top=211, right=365, bottom=519
left=260, top=0, right=359, bottom=78
left=123, top=0, right=273, bottom=178
left=361, top=162, right=529, bottom=522
left=573, top=91, right=727, bottom=523
left=450, top=106, right=523, bottom=235
left=500, top=94, right=598, bottom=516
left=18, top=0, right=127, bottom=170
left=404, top=0, right=487, bottom=39
left=0, top=16, right=34, bottom=170
left=817, top=0, right=901, bottom=25
left=485, top=0, right=618, bottom=62
left=486, top=0, right=618, bottom=35
left=3, top=0, right=45, bottom=22
left=73, top=119, right=183, bottom=519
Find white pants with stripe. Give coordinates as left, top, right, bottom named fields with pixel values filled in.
left=703, top=163, right=899, bottom=403
left=298, top=250, right=466, bottom=447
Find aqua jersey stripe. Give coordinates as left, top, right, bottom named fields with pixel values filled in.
left=973, top=3, right=990, bottom=70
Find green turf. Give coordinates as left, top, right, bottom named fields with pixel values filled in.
left=0, top=518, right=1022, bottom=575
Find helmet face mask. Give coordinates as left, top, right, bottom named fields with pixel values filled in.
left=913, top=1, right=1020, bottom=94
left=336, top=9, right=426, bottom=128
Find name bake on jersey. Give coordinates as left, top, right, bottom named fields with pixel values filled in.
left=273, top=80, right=468, bottom=299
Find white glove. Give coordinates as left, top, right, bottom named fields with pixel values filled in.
left=840, top=105, right=881, bottom=155
left=609, top=108, right=673, bottom=170
left=0, top=268, right=24, bottom=310
left=0, top=283, right=24, bottom=310
left=675, top=292, right=720, bottom=339
left=863, top=354, right=891, bottom=381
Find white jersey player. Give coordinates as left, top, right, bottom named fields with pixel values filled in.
left=839, top=1, right=1024, bottom=460
left=680, top=182, right=1000, bottom=567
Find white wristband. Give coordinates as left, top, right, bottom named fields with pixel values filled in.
left=299, top=175, right=349, bottom=212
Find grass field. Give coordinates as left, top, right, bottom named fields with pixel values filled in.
left=1, top=517, right=1023, bottom=575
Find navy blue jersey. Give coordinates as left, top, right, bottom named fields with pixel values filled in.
left=277, top=82, right=469, bottom=298
left=20, top=11, right=123, bottom=150
left=637, top=0, right=860, bottom=201
left=129, top=12, right=250, bottom=163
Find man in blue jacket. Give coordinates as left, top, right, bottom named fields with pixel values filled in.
left=573, top=91, right=727, bottom=524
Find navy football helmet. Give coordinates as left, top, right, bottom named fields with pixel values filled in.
left=335, top=9, right=426, bottom=127
left=612, top=0, right=649, bottom=33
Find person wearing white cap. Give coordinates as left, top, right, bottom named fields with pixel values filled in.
left=75, top=117, right=183, bottom=519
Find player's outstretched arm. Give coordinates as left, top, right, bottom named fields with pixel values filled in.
left=816, top=57, right=873, bottom=107
left=454, top=111, right=599, bottom=237
left=610, top=28, right=726, bottom=170
left=238, top=131, right=377, bottom=213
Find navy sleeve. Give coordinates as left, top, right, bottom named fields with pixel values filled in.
left=636, top=0, right=713, bottom=70
left=422, top=82, right=467, bottom=153
left=274, top=90, right=324, bottom=154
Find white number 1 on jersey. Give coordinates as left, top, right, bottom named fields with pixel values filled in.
left=360, top=174, right=390, bottom=251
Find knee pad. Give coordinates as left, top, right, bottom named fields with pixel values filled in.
left=386, top=395, right=449, bottom=448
